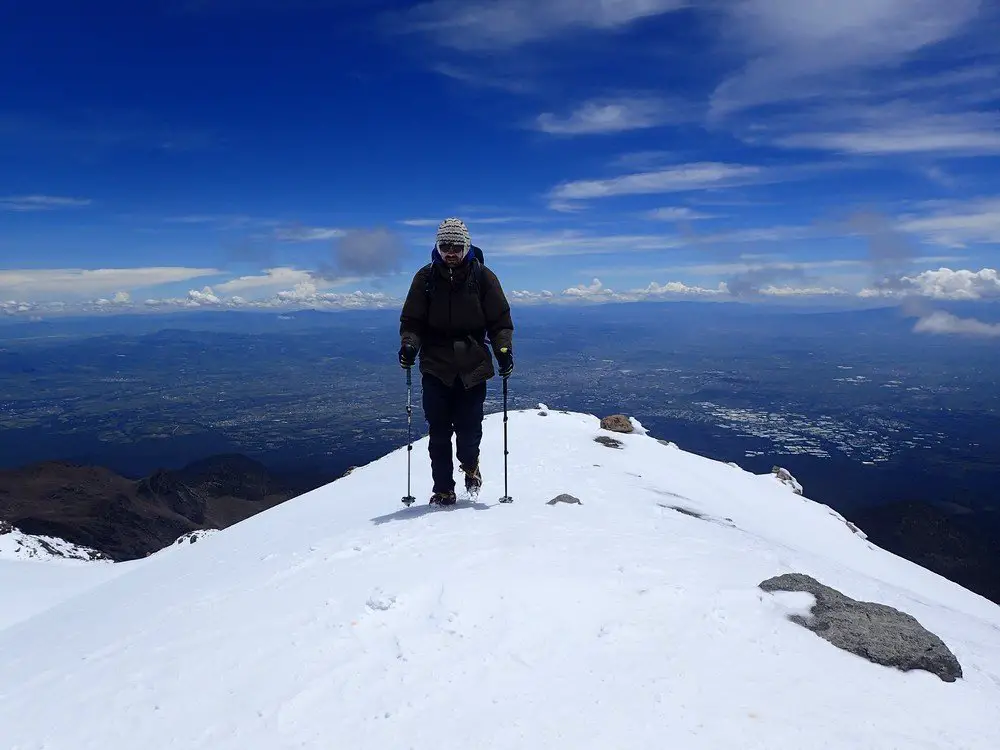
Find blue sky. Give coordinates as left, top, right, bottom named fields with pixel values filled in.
left=2, top=0, right=999, bottom=322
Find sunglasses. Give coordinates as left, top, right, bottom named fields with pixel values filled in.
left=438, top=243, right=465, bottom=255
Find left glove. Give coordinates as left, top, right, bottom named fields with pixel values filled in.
left=496, top=346, right=514, bottom=378
left=399, top=343, right=417, bottom=369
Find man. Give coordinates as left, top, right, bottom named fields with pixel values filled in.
left=398, top=218, right=514, bottom=505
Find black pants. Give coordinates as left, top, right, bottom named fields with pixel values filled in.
left=422, top=374, right=487, bottom=493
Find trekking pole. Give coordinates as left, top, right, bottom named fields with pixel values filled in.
left=401, top=366, right=416, bottom=507
left=499, top=374, right=512, bottom=503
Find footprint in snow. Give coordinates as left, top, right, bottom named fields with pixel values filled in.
left=366, top=589, right=396, bottom=611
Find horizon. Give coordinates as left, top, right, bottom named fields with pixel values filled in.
left=2, top=1, right=999, bottom=332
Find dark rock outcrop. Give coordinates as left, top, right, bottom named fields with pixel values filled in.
left=850, top=501, right=1000, bottom=606
left=760, top=573, right=963, bottom=682
left=547, top=494, right=582, bottom=506
left=594, top=436, right=623, bottom=449
left=0, top=455, right=323, bottom=561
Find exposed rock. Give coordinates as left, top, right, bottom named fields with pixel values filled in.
left=547, top=494, right=582, bottom=506
left=657, top=439, right=678, bottom=449
left=771, top=466, right=804, bottom=495
left=845, top=520, right=868, bottom=539
left=759, top=573, right=963, bottom=683
left=173, top=530, right=217, bottom=546
left=0, top=519, right=12, bottom=535
left=594, top=436, right=624, bottom=449
left=600, top=414, right=633, bottom=433
left=0, top=455, right=318, bottom=561
left=658, top=503, right=736, bottom=528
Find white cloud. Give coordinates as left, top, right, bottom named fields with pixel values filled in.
left=481, top=223, right=823, bottom=258
left=0, top=195, right=92, bottom=211
left=142, top=285, right=397, bottom=312
left=272, top=225, right=345, bottom=242
left=0, top=267, right=222, bottom=297
left=759, top=285, right=848, bottom=297
left=93, top=291, right=132, bottom=306
left=430, top=62, right=533, bottom=93
left=563, top=277, right=606, bottom=298
left=535, top=97, right=687, bottom=135
left=645, top=207, right=717, bottom=221
left=510, top=289, right=556, bottom=304
left=556, top=277, right=730, bottom=303
left=548, top=163, right=772, bottom=206
left=898, top=198, right=1000, bottom=247
left=164, top=214, right=258, bottom=228
left=395, top=0, right=689, bottom=50
left=914, top=311, right=1000, bottom=338
left=401, top=216, right=536, bottom=227
left=639, top=280, right=730, bottom=297
left=710, top=0, right=982, bottom=118
left=484, top=230, right=688, bottom=257
left=860, top=268, right=1000, bottom=300
left=214, top=267, right=316, bottom=294
left=399, top=218, right=443, bottom=227
left=777, top=111, right=1000, bottom=156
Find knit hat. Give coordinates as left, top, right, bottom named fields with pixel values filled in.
left=435, top=217, right=471, bottom=259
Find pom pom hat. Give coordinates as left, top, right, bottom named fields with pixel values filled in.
left=435, top=217, right=471, bottom=260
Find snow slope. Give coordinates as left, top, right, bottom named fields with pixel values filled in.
left=1, top=408, right=998, bottom=749
left=0, top=526, right=123, bottom=630
left=0, top=524, right=108, bottom=562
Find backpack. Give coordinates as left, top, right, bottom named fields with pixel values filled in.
left=423, top=245, right=486, bottom=304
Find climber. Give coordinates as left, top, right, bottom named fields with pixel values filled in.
left=398, top=218, right=514, bottom=505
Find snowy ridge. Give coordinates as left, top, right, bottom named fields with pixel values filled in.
left=0, top=522, right=108, bottom=563
left=0, top=408, right=998, bottom=749
left=0, top=523, right=123, bottom=632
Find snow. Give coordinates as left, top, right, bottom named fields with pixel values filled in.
left=0, top=525, right=107, bottom=562
left=0, top=527, right=122, bottom=630
left=1, top=408, right=998, bottom=749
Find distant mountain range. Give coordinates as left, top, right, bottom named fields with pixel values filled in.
left=0, top=455, right=334, bottom=560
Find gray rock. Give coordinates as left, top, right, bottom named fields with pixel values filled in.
left=594, top=436, right=623, bottom=449
left=771, top=466, right=804, bottom=495
left=760, top=573, right=963, bottom=682
left=600, top=414, right=633, bottom=433
left=547, top=494, right=582, bottom=506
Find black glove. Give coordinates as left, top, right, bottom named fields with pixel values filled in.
left=399, top=343, right=417, bottom=369
left=496, top=346, right=514, bottom=378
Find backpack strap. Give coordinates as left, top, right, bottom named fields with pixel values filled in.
left=424, top=260, right=486, bottom=305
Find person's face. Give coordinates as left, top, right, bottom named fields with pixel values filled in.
left=438, top=242, right=465, bottom=267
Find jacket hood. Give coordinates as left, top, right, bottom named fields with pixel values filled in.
left=431, top=244, right=484, bottom=267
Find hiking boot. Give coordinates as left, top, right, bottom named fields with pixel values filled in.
left=430, top=490, right=457, bottom=506
left=460, top=463, right=482, bottom=494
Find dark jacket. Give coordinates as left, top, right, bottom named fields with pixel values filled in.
left=399, top=247, right=514, bottom=389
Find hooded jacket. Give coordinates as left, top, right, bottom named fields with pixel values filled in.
left=399, top=246, right=514, bottom=389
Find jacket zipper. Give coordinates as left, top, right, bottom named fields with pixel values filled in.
left=448, top=267, right=454, bottom=333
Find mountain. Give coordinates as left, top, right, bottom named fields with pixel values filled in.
left=0, top=407, right=997, bottom=749
left=850, top=500, right=1000, bottom=605
left=0, top=455, right=321, bottom=560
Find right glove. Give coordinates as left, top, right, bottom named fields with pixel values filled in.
left=398, top=343, right=417, bottom=369
left=496, top=346, right=514, bottom=378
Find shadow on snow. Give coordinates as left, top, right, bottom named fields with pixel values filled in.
left=371, top=499, right=494, bottom=525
